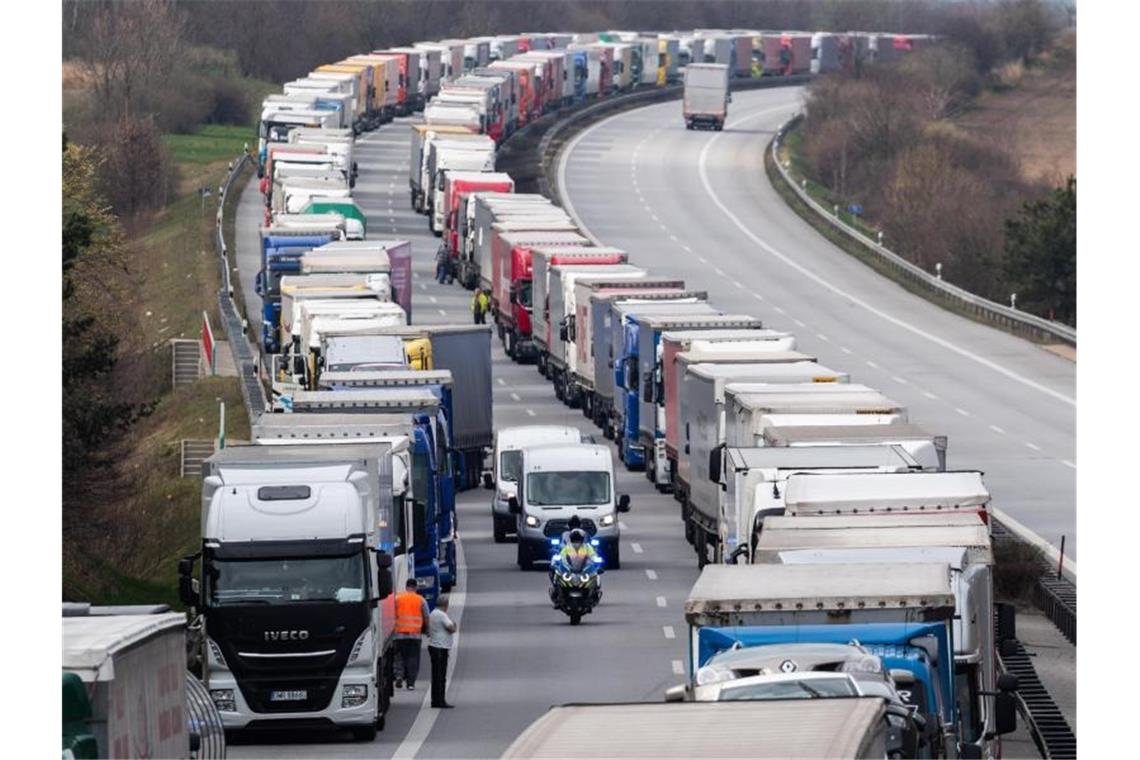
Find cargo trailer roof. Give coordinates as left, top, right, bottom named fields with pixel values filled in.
left=684, top=562, right=954, bottom=618
left=687, top=362, right=846, bottom=381
left=63, top=613, right=186, bottom=682
left=319, top=369, right=453, bottom=387
left=289, top=389, right=439, bottom=410
left=663, top=328, right=788, bottom=342
left=763, top=423, right=938, bottom=445
left=502, top=699, right=887, bottom=758
left=755, top=520, right=992, bottom=561
left=252, top=413, right=415, bottom=442
left=725, top=444, right=916, bottom=471
left=679, top=348, right=813, bottom=364
left=783, top=471, right=990, bottom=513
left=728, top=389, right=902, bottom=412
left=206, top=441, right=393, bottom=466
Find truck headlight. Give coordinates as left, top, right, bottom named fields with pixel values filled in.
left=342, top=684, right=369, bottom=708
left=524, top=515, right=539, bottom=527
left=210, top=689, right=236, bottom=713
left=695, top=666, right=735, bottom=686
left=599, top=514, right=615, bottom=527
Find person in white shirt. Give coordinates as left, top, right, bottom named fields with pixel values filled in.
left=428, top=594, right=458, bottom=708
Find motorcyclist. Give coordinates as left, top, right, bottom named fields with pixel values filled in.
left=559, top=515, right=584, bottom=546
left=558, top=529, right=598, bottom=571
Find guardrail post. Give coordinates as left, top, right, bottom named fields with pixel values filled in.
left=1010, top=293, right=1017, bottom=310
left=935, top=262, right=942, bottom=280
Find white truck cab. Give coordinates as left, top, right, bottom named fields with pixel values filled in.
left=484, top=426, right=584, bottom=543
left=509, top=443, right=630, bottom=569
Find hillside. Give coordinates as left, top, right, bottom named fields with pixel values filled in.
left=955, top=31, right=1076, bottom=184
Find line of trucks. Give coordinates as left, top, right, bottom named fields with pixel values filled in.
left=162, top=24, right=947, bottom=751
left=407, top=26, right=1022, bottom=760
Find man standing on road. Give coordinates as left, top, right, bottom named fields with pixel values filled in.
left=393, top=579, right=430, bottom=691
left=428, top=594, right=458, bottom=709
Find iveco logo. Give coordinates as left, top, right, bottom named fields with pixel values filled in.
left=264, top=630, right=310, bottom=641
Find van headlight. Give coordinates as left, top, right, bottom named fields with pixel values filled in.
left=524, top=515, right=539, bottom=527
left=599, top=514, right=615, bottom=527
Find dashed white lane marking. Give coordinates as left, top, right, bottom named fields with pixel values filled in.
left=646, top=569, right=658, bottom=580
left=714, top=267, right=725, bottom=276
left=510, top=392, right=521, bottom=402
left=734, top=281, right=744, bottom=289
left=793, top=318, right=806, bottom=328
left=841, top=346, right=852, bottom=354
left=437, top=309, right=447, bottom=316
left=1025, top=442, right=1042, bottom=452
left=497, top=377, right=506, bottom=386
left=753, top=293, right=764, bottom=301
left=419, top=283, right=427, bottom=291
left=955, top=407, right=971, bottom=417
left=526, top=409, right=536, bottom=417
left=892, top=375, right=908, bottom=385
left=429, top=296, right=437, bottom=303
left=681, top=244, right=692, bottom=253
left=656, top=596, right=667, bottom=608
left=668, top=233, right=677, bottom=242
left=631, top=543, right=643, bottom=554
left=816, top=333, right=829, bottom=342
left=697, top=256, right=708, bottom=264
left=772, top=305, right=785, bottom=314
left=672, top=660, right=685, bottom=675
left=696, top=111, right=1075, bottom=410
left=865, top=360, right=879, bottom=369
left=663, top=626, right=676, bottom=640
left=1062, top=460, right=1076, bottom=469
left=923, top=391, right=939, bottom=400
left=989, top=424, right=1006, bottom=434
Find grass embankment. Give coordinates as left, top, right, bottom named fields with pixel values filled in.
left=63, top=122, right=258, bottom=607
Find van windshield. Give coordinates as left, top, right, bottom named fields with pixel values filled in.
left=500, top=450, right=523, bottom=482
left=527, top=471, right=610, bottom=506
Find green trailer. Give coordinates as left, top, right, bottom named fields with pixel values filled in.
left=302, top=196, right=367, bottom=236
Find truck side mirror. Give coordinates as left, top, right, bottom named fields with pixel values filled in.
left=559, top=321, right=569, bottom=342
left=708, top=445, right=723, bottom=484
left=482, top=472, right=495, bottom=490
left=375, top=551, right=394, bottom=600
left=508, top=495, right=521, bottom=514
left=177, top=556, right=198, bottom=609
left=642, top=373, right=653, bottom=401
left=617, top=494, right=631, bottom=513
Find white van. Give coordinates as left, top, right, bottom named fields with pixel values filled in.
left=508, top=443, right=630, bottom=569
left=485, top=426, right=583, bottom=542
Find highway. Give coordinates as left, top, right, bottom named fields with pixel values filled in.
left=559, top=87, right=1077, bottom=559
left=233, top=117, right=702, bottom=758
left=228, top=88, right=1069, bottom=757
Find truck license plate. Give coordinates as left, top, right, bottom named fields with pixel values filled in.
left=269, top=690, right=307, bottom=702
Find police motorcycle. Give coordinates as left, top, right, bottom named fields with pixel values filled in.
left=547, top=531, right=604, bottom=625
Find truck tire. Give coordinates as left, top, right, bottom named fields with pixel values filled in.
left=608, top=544, right=621, bottom=570
left=352, top=725, right=377, bottom=741
left=517, top=541, right=532, bottom=570
left=493, top=516, right=508, bottom=544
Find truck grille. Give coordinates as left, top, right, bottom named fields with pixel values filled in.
left=543, top=519, right=597, bottom=538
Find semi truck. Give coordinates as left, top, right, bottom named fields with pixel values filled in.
left=183, top=443, right=404, bottom=739
left=427, top=140, right=497, bottom=232
left=258, top=222, right=348, bottom=352
left=684, top=562, right=961, bottom=754
left=683, top=63, right=729, bottom=130
left=302, top=239, right=413, bottom=320
left=442, top=171, right=515, bottom=261
left=408, top=124, right=476, bottom=212
left=759, top=422, right=948, bottom=471
left=752, top=514, right=1017, bottom=756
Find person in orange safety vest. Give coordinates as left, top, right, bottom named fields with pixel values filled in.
left=394, top=578, right=430, bottom=690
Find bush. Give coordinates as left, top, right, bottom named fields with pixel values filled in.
left=206, top=78, right=252, bottom=126
left=92, top=116, right=180, bottom=217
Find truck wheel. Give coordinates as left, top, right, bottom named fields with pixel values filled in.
left=569, top=613, right=582, bottom=625
left=506, top=330, right=517, bottom=359
left=493, top=517, right=508, bottom=544
left=608, top=544, right=621, bottom=570
left=517, top=542, right=532, bottom=570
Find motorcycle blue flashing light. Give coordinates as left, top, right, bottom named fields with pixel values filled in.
left=590, top=539, right=600, bottom=546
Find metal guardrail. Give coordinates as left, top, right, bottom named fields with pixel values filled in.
left=214, top=153, right=267, bottom=424
left=770, top=115, right=1076, bottom=347
left=991, top=519, right=1077, bottom=645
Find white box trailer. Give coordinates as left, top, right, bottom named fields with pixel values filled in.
left=724, top=388, right=908, bottom=448
left=720, top=445, right=922, bottom=562
left=783, top=470, right=992, bottom=523
left=762, top=422, right=947, bottom=471
left=408, top=124, right=477, bottom=213
left=63, top=613, right=188, bottom=759
left=683, top=63, right=729, bottom=130
left=428, top=142, right=497, bottom=232
left=503, top=699, right=894, bottom=759
left=676, top=362, right=849, bottom=518
left=531, top=248, right=630, bottom=365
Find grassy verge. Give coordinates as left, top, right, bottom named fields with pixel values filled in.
left=64, top=128, right=256, bottom=607
left=779, top=130, right=882, bottom=240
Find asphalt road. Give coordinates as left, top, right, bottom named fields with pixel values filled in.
left=228, top=90, right=1068, bottom=757
left=231, top=117, right=700, bottom=758
left=558, top=87, right=1077, bottom=559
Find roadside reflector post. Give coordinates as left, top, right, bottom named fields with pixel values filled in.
left=1057, top=535, right=1065, bottom=580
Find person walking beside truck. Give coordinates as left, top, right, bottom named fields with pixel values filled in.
left=435, top=246, right=450, bottom=284
left=393, top=579, right=430, bottom=690
left=428, top=594, right=458, bottom=709
left=472, top=288, right=490, bottom=324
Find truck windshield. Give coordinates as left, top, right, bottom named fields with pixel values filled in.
left=208, top=555, right=365, bottom=606
left=518, top=280, right=533, bottom=309
left=527, top=471, right=611, bottom=505
left=500, top=450, right=523, bottom=482
left=717, top=677, right=856, bottom=702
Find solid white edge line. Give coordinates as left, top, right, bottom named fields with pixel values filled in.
left=696, top=109, right=1076, bottom=408
left=391, top=534, right=467, bottom=759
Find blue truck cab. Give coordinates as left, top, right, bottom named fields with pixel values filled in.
left=611, top=302, right=719, bottom=468
left=684, top=562, right=961, bottom=756
left=257, top=229, right=342, bottom=352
